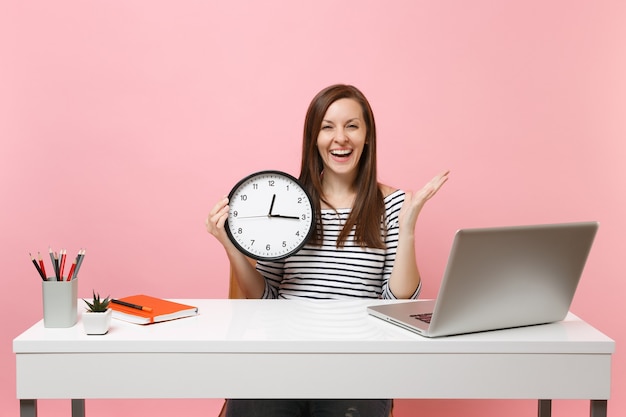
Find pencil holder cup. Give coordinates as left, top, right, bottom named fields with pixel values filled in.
left=42, top=279, right=78, bottom=328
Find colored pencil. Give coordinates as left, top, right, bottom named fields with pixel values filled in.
left=73, top=249, right=86, bottom=278
left=53, top=251, right=60, bottom=281
left=59, top=249, right=66, bottom=281
left=29, top=253, right=46, bottom=280
left=111, top=299, right=153, bottom=312
left=48, top=247, right=56, bottom=280
left=38, top=252, right=47, bottom=279
left=66, top=260, right=76, bottom=281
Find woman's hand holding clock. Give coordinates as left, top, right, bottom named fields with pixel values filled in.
left=206, top=196, right=235, bottom=249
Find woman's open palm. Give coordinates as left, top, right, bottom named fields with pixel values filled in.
left=399, top=170, right=450, bottom=233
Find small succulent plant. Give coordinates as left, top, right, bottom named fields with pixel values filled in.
left=83, top=291, right=110, bottom=312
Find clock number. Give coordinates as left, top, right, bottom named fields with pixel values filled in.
left=282, top=241, right=286, bottom=247
left=240, top=195, right=248, bottom=201
left=266, top=244, right=271, bottom=251
left=233, top=210, right=238, bottom=217
left=268, top=180, right=275, bottom=187
left=301, top=214, right=306, bottom=220
left=297, top=197, right=302, bottom=203
left=253, top=183, right=258, bottom=190
left=250, top=239, right=255, bottom=246
left=237, top=228, right=243, bottom=234
left=295, top=231, right=300, bottom=237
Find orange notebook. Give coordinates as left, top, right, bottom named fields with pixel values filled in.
left=110, top=295, right=198, bottom=325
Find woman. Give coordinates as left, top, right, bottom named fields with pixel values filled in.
left=207, top=84, right=449, bottom=417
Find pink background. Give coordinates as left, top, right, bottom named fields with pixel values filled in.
left=1, top=1, right=624, bottom=416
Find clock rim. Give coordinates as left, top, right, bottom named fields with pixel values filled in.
left=225, top=170, right=315, bottom=261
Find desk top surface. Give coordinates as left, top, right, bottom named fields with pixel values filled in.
left=13, top=299, right=614, bottom=354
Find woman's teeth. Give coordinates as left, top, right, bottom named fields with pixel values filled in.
left=330, top=150, right=352, bottom=156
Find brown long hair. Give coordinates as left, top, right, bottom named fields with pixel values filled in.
left=299, top=84, right=385, bottom=249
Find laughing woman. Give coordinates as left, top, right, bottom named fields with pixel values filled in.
left=207, top=84, right=449, bottom=417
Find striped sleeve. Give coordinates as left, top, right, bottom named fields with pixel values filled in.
left=379, top=191, right=421, bottom=300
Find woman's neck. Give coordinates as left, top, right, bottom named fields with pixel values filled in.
left=321, top=172, right=357, bottom=210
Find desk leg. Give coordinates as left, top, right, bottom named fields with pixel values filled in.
left=591, top=400, right=607, bottom=417
left=538, top=399, right=551, bottom=417
left=71, top=399, right=86, bottom=417
left=20, top=399, right=37, bottom=417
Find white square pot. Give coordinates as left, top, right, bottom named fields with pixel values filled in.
left=82, top=309, right=112, bottom=335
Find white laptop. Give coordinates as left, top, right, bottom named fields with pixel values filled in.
left=367, top=221, right=598, bottom=337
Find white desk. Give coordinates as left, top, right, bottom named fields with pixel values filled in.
left=14, top=299, right=614, bottom=417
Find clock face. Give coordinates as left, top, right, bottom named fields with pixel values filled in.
left=225, top=170, right=315, bottom=261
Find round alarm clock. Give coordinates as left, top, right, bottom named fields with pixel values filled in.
left=225, top=170, right=315, bottom=261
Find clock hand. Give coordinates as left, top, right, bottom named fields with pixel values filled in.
left=270, top=214, right=301, bottom=220
left=268, top=194, right=276, bottom=216
left=236, top=214, right=299, bottom=220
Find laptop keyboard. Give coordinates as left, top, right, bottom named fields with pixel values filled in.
left=410, top=313, right=432, bottom=324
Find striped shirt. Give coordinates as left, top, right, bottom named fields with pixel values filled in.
left=257, top=189, right=421, bottom=300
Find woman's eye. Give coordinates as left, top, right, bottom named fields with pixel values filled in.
left=321, top=125, right=332, bottom=130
